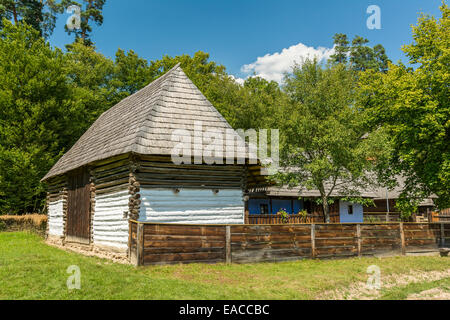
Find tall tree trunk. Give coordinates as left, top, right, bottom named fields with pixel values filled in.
left=318, top=183, right=331, bottom=223
left=12, top=5, right=18, bottom=24
left=322, top=195, right=330, bottom=223
left=81, top=0, right=94, bottom=43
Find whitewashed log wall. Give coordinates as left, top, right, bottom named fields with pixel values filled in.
left=139, top=188, right=245, bottom=224
left=92, top=189, right=130, bottom=249
left=48, top=199, right=64, bottom=237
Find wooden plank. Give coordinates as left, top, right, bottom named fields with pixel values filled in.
left=400, top=222, right=406, bottom=256
left=226, top=226, right=231, bottom=264
left=144, top=252, right=225, bottom=263
left=144, top=240, right=225, bottom=248
left=441, top=223, right=446, bottom=247
left=311, top=224, right=316, bottom=259
left=357, top=224, right=362, bottom=257
left=137, top=223, right=144, bottom=266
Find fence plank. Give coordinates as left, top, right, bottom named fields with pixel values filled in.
left=136, top=223, right=144, bottom=266
left=226, top=226, right=231, bottom=264
left=400, top=222, right=405, bottom=255
left=441, top=223, right=446, bottom=247
left=357, top=224, right=362, bottom=257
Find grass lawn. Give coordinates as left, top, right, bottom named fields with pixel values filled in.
left=1, top=232, right=449, bottom=300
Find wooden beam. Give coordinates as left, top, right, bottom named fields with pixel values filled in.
left=357, top=224, right=362, bottom=257
left=311, top=224, right=316, bottom=259
left=399, top=222, right=406, bottom=255
left=136, top=223, right=144, bottom=266
left=441, top=223, right=446, bottom=247
left=225, top=226, right=231, bottom=264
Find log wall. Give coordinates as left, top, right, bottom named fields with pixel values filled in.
left=91, top=155, right=131, bottom=250
left=46, top=175, right=68, bottom=238
left=47, top=199, right=64, bottom=237
left=130, top=221, right=450, bottom=266
left=135, top=155, right=246, bottom=225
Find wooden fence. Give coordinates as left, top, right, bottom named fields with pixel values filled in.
left=246, top=213, right=340, bottom=225
left=432, top=210, right=450, bottom=223
left=363, top=212, right=401, bottom=222
left=129, top=221, right=450, bottom=266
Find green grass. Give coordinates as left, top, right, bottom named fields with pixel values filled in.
left=1, top=232, right=449, bottom=300
left=379, top=278, right=450, bottom=300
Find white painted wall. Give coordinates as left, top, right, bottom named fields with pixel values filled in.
left=48, top=199, right=64, bottom=237
left=339, top=201, right=364, bottom=223
left=139, top=188, right=245, bottom=224
left=93, top=190, right=129, bottom=249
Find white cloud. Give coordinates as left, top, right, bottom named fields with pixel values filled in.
left=240, top=42, right=335, bottom=83
left=228, top=74, right=245, bottom=85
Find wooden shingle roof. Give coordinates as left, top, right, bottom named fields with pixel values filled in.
left=43, top=64, right=247, bottom=181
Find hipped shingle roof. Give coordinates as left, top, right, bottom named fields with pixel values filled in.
left=43, top=64, right=248, bottom=181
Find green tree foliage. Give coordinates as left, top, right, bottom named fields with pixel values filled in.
left=0, top=21, right=122, bottom=214
left=329, top=33, right=390, bottom=73
left=0, top=0, right=61, bottom=38
left=276, top=59, right=388, bottom=222
left=0, top=21, right=76, bottom=213
left=64, top=38, right=119, bottom=132
left=112, top=49, right=153, bottom=97
left=329, top=33, right=350, bottom=64
left=358, top=3, right=450, bottom=212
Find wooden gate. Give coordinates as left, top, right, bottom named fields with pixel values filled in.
left=66, top=168, right=91, bottom=244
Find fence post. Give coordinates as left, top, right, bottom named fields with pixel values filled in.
left=311, top=224, right=316, bottom=259
left=128, top=220, right=131, bottom=259
left=357, top=224, right=362, bottom=257
left=136, top=223, right=144, bottom=266
left=399, top=222, right=406, bottom=256
left=441, top=223, right=446, bottom=247
left=225, top=226, right=231, bottom=264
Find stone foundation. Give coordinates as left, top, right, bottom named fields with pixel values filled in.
left=46, top=235, right=130, bottom=264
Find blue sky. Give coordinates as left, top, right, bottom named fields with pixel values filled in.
left=49, top=0, right=443, bottom=82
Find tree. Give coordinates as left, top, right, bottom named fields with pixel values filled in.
left=111, top=49, right=153, bottom=97
left=329, top=33, right=350, bottom=64
left=358, top=2, right=450, bottom=212
left=0, top=21, right=118, bottom=214
left=0, top=0, right=61, bottom=38
left=329, top=33, right=390, bottom=72
left=0, top=21, right=77, bottom=213
left=64, top=0, right=105, bottom=46
left=64, top=38, right=118, bottom=131
left=276, top=59, right=387, bottom=222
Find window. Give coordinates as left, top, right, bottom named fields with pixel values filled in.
left=260, top=204, right=269, bottom=214
left=348, top=205, right=354, bottom=215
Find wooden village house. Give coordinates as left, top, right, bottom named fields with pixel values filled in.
left=42, top=64, right=262, bottom=261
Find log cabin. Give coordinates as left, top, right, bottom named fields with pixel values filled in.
left=42, top=63, right=262, bottom=261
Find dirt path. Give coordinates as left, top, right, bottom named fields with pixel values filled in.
left=318, top=268, right=450, bottom=300
left=407, top=288, right=450, bottom=300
